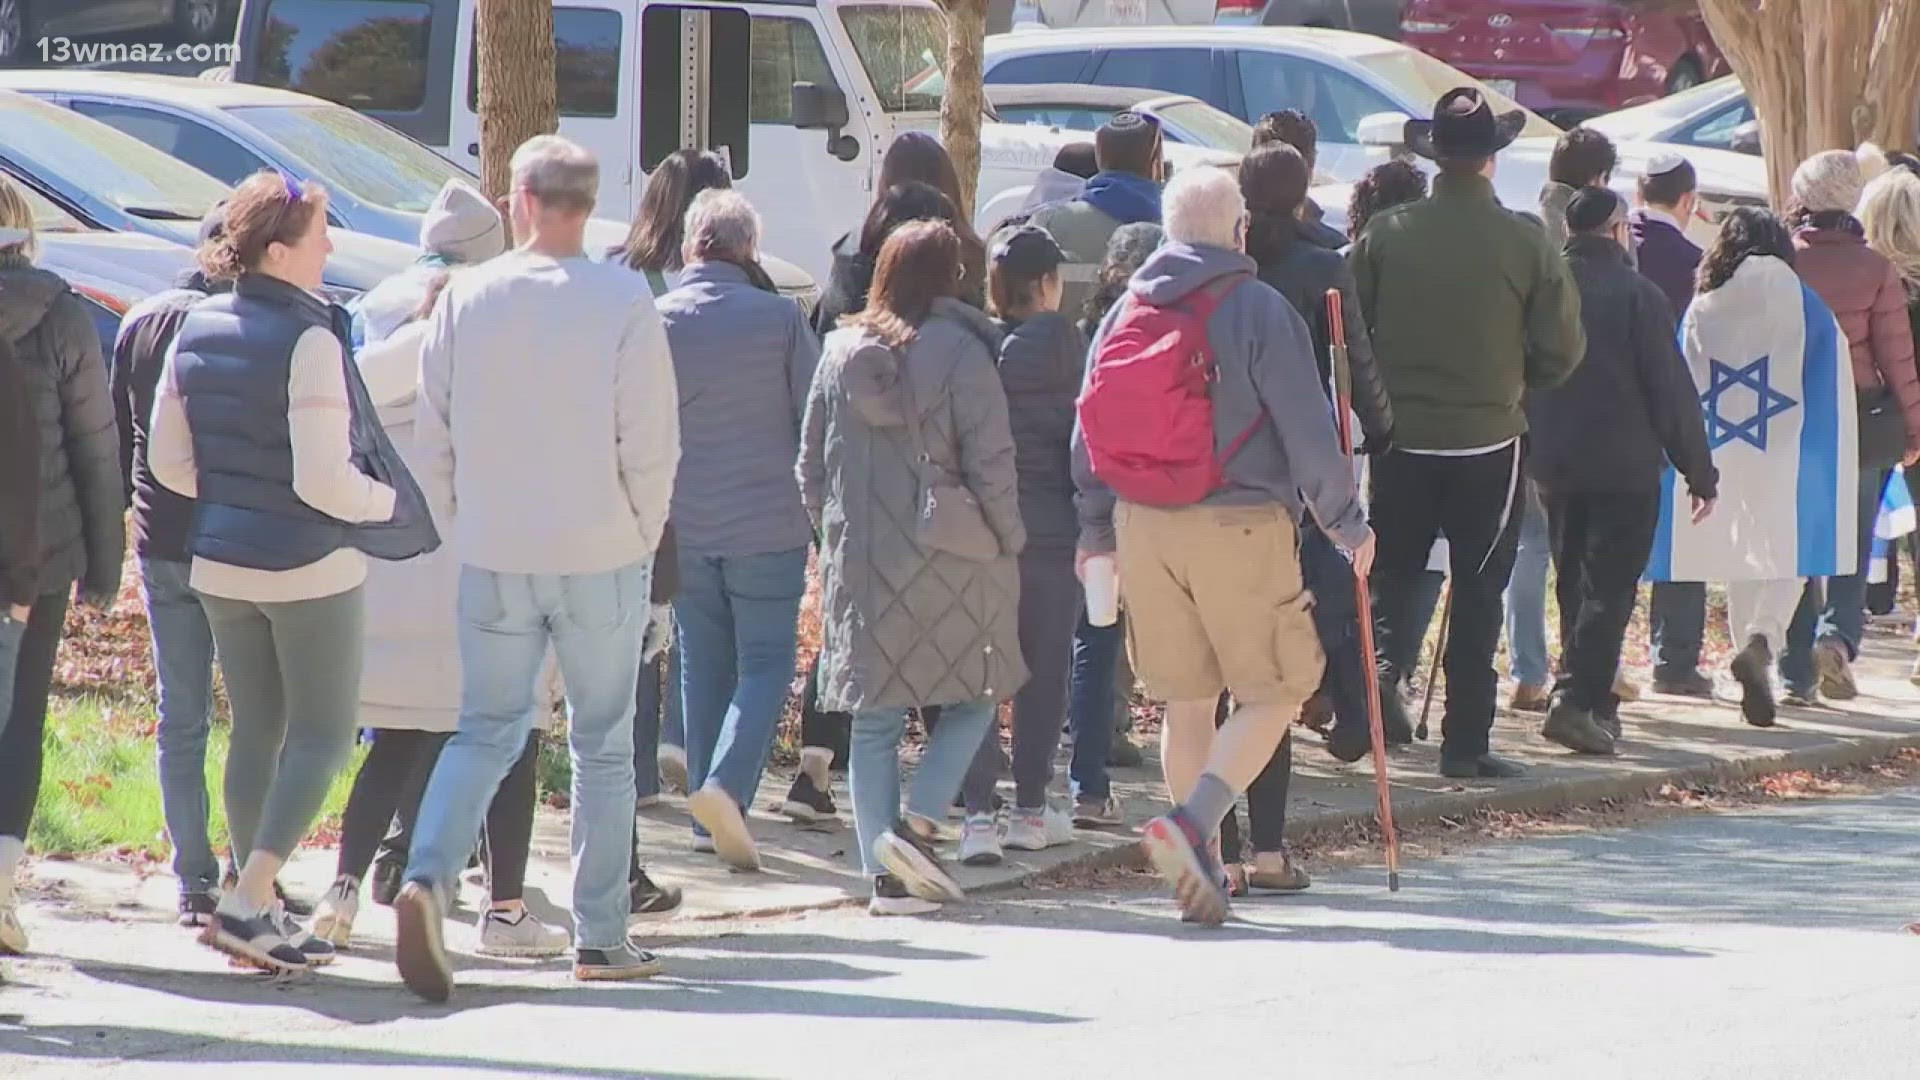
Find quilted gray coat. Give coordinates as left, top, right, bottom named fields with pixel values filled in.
left=800, top=298, right=1029, bottom=712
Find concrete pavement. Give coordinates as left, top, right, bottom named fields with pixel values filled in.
left=5, top=782, right=1918, bottom=1078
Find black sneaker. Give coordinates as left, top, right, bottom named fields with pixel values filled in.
left=273, top=880, right=313, bottom=918
left=1595, top=704, right=1622, bottom=741
left=1729, top=635, right=1778, bottom=728
left=628, top=868, right=684, bottom=923
left=868, top=873, right=942, bottom=916
left=370, top=859, right=405, bottom=907
left=1651, top=670, right=1715, bottom=699
left=272, top=904, right=337, bottom=967
left=873, top=820, right=963, bottom=903
left=177, top=891, right=218, bottom=928
left=198, top=905, right=309, bottom=974
left=782, top=772, right=839, bottom=826
left=575, top=940, right=663, bottom=981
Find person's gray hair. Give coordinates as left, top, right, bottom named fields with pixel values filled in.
left=681, top=188, right=760, bottom=266
left=509, top=134, right=599, bottom=214
left=1162, top=166, right=1246, bottom=249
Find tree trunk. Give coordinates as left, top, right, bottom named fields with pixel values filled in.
left=475, top=0, right=558, bottom=203
left=1702, top=0, right=1920, bottom=209
left=938, top=0, right=989, bottom=219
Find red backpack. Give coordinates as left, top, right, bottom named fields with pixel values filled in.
left=1077, top=274, right=1260, bottom=507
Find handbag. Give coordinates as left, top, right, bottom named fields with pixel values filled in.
left=1857, top=385, right=1908, bottom=471
left=329, top=306, right=443, bottom=562
left=893, top=347, right=1001, bottom=562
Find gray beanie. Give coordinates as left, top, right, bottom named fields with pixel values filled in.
left=1791, top=150, right=1866, bottom=214
left=419, top=179, right=507, bottom=263
left=1103, top=221, right=1165, bottom=274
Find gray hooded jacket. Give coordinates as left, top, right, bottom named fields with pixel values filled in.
left=800, top=298, right=1028, bottom=712
left=1072, top=242, right=1366, bottom=554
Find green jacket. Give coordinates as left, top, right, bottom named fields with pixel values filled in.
left=1349, top=172, right=1585, bottom=450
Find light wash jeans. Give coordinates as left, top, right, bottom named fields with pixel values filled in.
left=406, top=559, right=650, bottom=951
left=676, top=547, right=807, bottom=829
left=850, top=699, right=996, bottom=876
left=1504, top=494, right=1551, bottom=688
left=139, top=558, right=221, bottom=893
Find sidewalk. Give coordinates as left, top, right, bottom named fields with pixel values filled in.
left=26, top=628, right=1920, bottom=934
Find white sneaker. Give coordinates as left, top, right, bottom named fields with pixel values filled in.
left=312, top=876, right=359, bottom=947
left=1043, top=800, right=1076, bottom=847
left=476, top=907, right=570, bottom=958
left=658, top=744, right=689, bottom=795
left=689, top=783, right=760, bottom=871
left=1004, top=808, right=1047, bottom=851
left=0, top=901, right=27, bottom=955
left=959, top=813, right=1002, bottom=866
left=868, top=874, right=943, bottom=917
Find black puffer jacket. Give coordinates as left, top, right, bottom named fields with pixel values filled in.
left=0, top=260, right=125, bottom=599
left=995, top=312, right=1086, bottom=550
left=1254, top=225, right=1393, bottom=448
left=811, top=232, right=871, bottom=337
left=0, top=338, right=39, bottom=607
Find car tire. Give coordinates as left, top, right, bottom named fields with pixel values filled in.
left=175, top=0, right=226, bottom=42
left=0, top=0, right=36, bottom=62
left=1666, top=56, right=1703, bottom=96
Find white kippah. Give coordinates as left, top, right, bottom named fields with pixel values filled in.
left=1644, top=151, right=1688, bottom=178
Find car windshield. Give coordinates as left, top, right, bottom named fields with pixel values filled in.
left=840, top=4, right=948, bottom=113
left=15, top=182, right=89, bottom=235
left=229, top=104, right=473, bottom=212
left=0, top=96, right=223, bottom=219
left=1155, top=100, right=1252, bottom=155
left=1584, top=76, right=1743, bottom=142
left=1350, top=47, right=1561, bottom=139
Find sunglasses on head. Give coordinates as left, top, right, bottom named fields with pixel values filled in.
left=260, top=172, right=307, bottom=256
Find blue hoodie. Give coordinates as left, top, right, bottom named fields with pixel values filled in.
left=1071, top=241, right=1366, bottom=554
left=1078, top=170, right=1162, bottom=226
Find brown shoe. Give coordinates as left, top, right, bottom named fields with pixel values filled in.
left=1246, top=851, right=1311, bottom=892
left=1508, top=683, right=1551, bottom=713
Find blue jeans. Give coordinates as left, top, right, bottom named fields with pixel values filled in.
left=407, top=560, right=650, bottom=950
left=633, top=646, right=683, bottom=800
left=1068, top=613, right=1123, bottom=802
left=1504, top=494, right=1551, bottom=688
left=850, top=698, right=996, bottom=876
left=676, top=547, right=807, bottom=824
left=1783, top=465, right=1888, bottom=691
left=140, top=558, right=221, bottom=893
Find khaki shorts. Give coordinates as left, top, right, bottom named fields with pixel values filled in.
left=1114, top=502, right=1324, bottom=707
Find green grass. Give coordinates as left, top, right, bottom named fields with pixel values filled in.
left=30, top=696, right=365, bottom=859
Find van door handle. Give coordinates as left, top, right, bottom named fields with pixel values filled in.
left=467, top=143, right=479, bottom=157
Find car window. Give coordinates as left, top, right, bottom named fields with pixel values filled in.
left=8, top=179, right=89, bottom=235
left=984, top=51, right=1090, bottom=86
left=230, top=104, right=474, bottom=212
left=1154, top=100, right=1252, bottom=154
left=465, top=7, right=622, bottom=118
left=252, top=0, right=432, bottom=112
left=1091, top=49, right=1214, bottom=105
left=68, top=102, right=270, bottom=186
left=750, top=16, right=837, bottom=123
left=0, top=97, right=225, bottom=220
left=840, top=5, right=949, bottom=114
left=1677, top=98, right=1756, bottom=152
left=994, top=104, right=1117, bottom=134
left=1235, top=50, right=1401, bottom=143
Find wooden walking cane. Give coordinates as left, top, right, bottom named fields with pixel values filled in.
left=1416, top=582, right=1452, bottom=742
left=1326, top=289, right=1401, bottom=892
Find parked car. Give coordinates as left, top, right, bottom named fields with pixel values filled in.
left=0, top=0, right=233, bottom=60
left=0, top=88, right=411, bottom=299
left=982, top=26, right=1764, bottom=243
left=1582, top=74, right=1759, bottom=154
left=1255, top=0, right=1408, bottom=37
left=1397, top=0, right=1727, bottom=125
left=986, top=83, right=1264, bottom=156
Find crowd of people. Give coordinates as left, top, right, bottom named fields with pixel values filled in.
left=2, top=79, right=1920, bottom=992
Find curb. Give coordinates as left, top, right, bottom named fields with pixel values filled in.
left=975, top=728, right=1920, bottom=894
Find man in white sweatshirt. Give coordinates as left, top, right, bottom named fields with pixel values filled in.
left=394, top=135, right=680, bottom=1000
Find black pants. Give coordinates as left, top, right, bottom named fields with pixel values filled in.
left=1544, top=490, right=1660, bottom=711
left=335, top=727, right=539, bottom=901
left=0, top=590, right=71, bottom=840
left=1217, top=692, right=1291, bottom=862
left=799, top=654, right=850, bottom=770
left=1370, top=445, right=1524, bottom=761
left=963, top=548, right=1080, bottom=811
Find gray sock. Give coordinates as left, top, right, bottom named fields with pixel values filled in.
left=1181, top=773, right=1237, bottom=836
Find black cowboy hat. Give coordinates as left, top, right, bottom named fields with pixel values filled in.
left=1404, top=87, right=1526, bottom=160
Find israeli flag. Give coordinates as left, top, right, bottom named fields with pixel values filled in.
left=1648, top=256, right=1857, bottom=582
left=1869, top=467, right=1915, bottom=584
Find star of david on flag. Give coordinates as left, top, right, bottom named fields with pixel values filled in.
left=1701, top=354, right=1797, bottom=450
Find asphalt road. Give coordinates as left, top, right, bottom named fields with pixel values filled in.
left=5, top=787, right=1919, bottom=1079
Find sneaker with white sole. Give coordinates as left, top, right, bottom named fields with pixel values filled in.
left=477, top=907, right=570, bottom=958
left=1073, top=794, right=1125, bottom=828
left=688, top=783, right=760, bottom=870
left=658, top=744, right=689, bottom=795
left=272, top=903, right=336, bottom=967
left=394, top=882, right=453, bottom=1002
left=1003, top=808, right=1048, bottom=851
left=312, top=876, right=359, bottom=948
left=199, top=901, right=308, bottom=974
left=177, top=890, right=219, bottom=928
left=575, top=940, right=663, bottom=981
left=1043, top=800, right=1076, bottom=846
left=0, top=902, right=27, bottom=955
left=874, top=821, right=964, bottom=902
left=1140, top=810, right=1231, bottom=926
left=629, top=868, right=684, bottom=923
left=868, top=873, right=942, bottom=916
left=958, top=813, right=1002, bottom=866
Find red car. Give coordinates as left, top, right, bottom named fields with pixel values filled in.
left=1398, top=0, right=1726, bottom=124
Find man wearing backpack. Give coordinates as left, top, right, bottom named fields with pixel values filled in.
left=1073, top=166, right=1372, bottom=926
left=1030, top=112, right=1164, bottom=321
left=1349, top=88, right=1585, bottom=780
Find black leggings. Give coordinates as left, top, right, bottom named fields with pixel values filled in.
left=335, top=727, right=539, bottom=901
left=1215, top=691, right=1292, bottom=864
left=0, top=590, right=71, bottom=841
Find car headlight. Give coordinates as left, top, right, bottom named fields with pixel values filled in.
left=317, top=283, right=362, bottom=306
